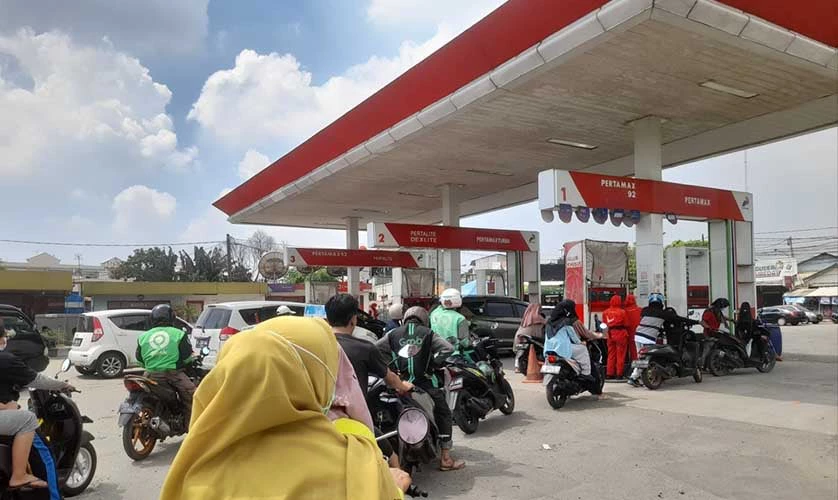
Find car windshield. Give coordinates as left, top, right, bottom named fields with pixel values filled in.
left=195, top=308, right=232, bottom=329
left=0, top=311, right=37, bottom=335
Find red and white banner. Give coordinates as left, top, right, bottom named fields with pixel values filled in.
left=285, top=248, right=421, bottom=268
left=539, top=170, right=753, bottom=221
left=367, top=222, right=538, bottom=251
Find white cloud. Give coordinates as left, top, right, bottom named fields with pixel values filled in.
left=0, top=0, right=209, bottom=57
left=238, top=150, right=270, bottom=181
left=112, top=185, right=177, bottom=239
left=0, top=29, right=197, bottom=178
left=367, top=0, right=505, bottom=29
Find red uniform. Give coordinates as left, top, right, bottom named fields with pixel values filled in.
left=603, top=295, right=628, bottom=378
left=624, top=294, right=641, bottom=361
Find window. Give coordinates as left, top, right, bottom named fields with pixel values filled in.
left=513, top=303, right=529, bottom=318
left=195, top=308, right=232, bottom=329
left=462, top=300, right=485, bottom=316
left=76, top=315, right=95, bottom=333
left=483, top=301, right=515, bottom=318
left=240, top=306, right=287, bottom=326
left=111, top=315, right=150, bottom=331
left=0, top=312, right=36, bottom=335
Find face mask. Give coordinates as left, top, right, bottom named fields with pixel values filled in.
left=269, top=331, right=336, bottom=414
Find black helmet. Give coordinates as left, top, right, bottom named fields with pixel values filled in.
left=711, top=298, right=730, bottom=309
left=151, top=304, right=175, bottom=327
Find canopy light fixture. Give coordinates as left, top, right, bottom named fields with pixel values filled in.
left=465, top=168, right=514, bottom=177
left=699, top=80, right=758, bottom=99
left=352, top=208, right=389, bottom=214
left=398, top=191, right=440, bottom=199
left=546, top=138, right=597, bottom=150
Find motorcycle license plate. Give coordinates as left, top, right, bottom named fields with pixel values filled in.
left=194, top=337, right=210, bottom=349
left=632, top=359, right=649, bottom=369
left=117, top=401, right=140, bottom=427
left=540, top=365, right=561, bottom=374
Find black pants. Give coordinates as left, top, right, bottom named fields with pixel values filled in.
left=417, top=382, right=453, bottom=449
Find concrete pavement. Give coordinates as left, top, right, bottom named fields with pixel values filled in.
left=41, top=350, right=837, bottom=500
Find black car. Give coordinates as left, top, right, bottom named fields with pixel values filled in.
left=832, top=311, right=838, bottom=324
left=0, top=304, right=50, bottom=371
left=460, top=296, right=531, bottom=350
left=356, top=309, right=386, bottom=338
left=757, top=306, right=799, bottom=326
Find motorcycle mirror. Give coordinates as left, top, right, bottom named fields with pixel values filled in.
left=61, top=358, right=72, bottom=372
left=600, top=323, right=608, bottom=331
left=200, top=346, right=211, bottom=356
left=397, top=344, right=420, bottom=359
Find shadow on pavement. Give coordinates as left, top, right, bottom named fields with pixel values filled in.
left=130, top=439, right=184, bottom=468
left=412, top=444, right=519, bottom=499
left=459, top=410, right=538, bottom=437
left=80, top=480, right=128, bottom=499
left=546, top=390, right=636, bottom=413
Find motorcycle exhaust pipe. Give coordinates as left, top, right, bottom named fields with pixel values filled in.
left=149, top=416, right=171, bottom=436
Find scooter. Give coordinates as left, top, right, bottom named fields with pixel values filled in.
left=541, top=339, right=606, bottom=410
left=445, top=336, right=514, bottom=434
left=514, top=334, right=543, bottom=375
left=117, top=347, right=209, bottom=461
left=0, top=359, right=97, bottom=499
left=632, top=318, right=704, bottom=390
left=368, top=376, right=433, bottom=498
left=706, top=324, right=776, bottom=376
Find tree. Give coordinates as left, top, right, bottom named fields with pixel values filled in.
left=111, top=247, right=177, bottom=281
left=627, top=245, right=637, bottom=291
left=178, top=246, right=226, bottom=282
left=281, top=267, right=338, bottom=284
left=668, top=238, right=708, bottom=248
left=246, top=230, right=279, bottom=270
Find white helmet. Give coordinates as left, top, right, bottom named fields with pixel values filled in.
left=276, top=305, right=296, bottom=316
left=440, top=288, right=462, bottom=309
left=388, top=303, right=404, bottom=320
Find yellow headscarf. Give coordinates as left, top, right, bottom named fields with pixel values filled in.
left=159, top=316, right=402, bottom=500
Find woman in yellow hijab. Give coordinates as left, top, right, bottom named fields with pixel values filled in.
left=160, top=316, right=407, bottom=499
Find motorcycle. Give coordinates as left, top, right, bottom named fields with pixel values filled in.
left=541, top=339, right=606, bottom=410
left=368, top=376, right=433, bottom=498
left=514, top=334, right=543, bottom=375
left=117, top=347, right=209, bottom=461
left=0, top=359, right=97, bottom=498
left=706, top=325, right=776, bottom=376
left=445, top=336, right=514, bottom=434
left=632, top=318, right=704, bottom=390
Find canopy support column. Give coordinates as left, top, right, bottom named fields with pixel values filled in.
left=632, top=116, right=664, bottom=306
left=345, top=217, right=360, bottom=298
left=441, top=184, right=461, bottom=291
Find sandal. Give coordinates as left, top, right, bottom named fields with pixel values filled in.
left=9, top=478, right=48, bottom=490
left=439, top=459, right=466, bottom=471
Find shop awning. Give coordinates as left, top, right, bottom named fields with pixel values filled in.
left=784, top=287, right=838, bottom=297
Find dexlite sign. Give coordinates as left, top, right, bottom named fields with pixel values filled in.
left=367, top=222, right=538, bottom=252
left=285, top=248, right=422, bottom=268
left=539, top=170, right=753, bottom=222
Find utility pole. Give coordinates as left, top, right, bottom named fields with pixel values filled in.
left=226, top=234, right=233, bottom=281
left=787, top=237, right=794, bottom=258
left=74, top=253, right=82, bottom=277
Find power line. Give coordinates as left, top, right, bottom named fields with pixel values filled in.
left=0, top=239, right=224, bottom=248
left=754, top=226, right=838, bottom=235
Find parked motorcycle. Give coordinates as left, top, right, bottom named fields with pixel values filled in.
left=706, top=325, right=776, bottom=376
left=633, top=318, right=704, bottom=390
left=514, top=334, right=543, bottom=375
left=445, top=336, right=514, bottom=434
left=368, top=376, right=433, bottom=498
left=0, top=359, right=97, bottom=498
left=541, top=339, right=606, bottom=410
left=117, top=347, right=209, bottom=461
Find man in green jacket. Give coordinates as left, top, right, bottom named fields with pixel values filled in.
left=430, top=288, right=473, bottom=360
left=136, top=304, right=196, bottom=423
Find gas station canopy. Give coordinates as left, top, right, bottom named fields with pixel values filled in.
left=215, top=0, right=837, bottom=229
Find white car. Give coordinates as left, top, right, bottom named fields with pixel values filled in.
left=191, top=301, right=308, bottom=370
left=68, top=309, right=193, bottom=378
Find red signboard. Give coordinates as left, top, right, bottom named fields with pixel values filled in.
left=539, top=170, right=753, bottom=221
left=286, top=248, right=420, bottom=268
left=367, top=222, right=538, bottom=251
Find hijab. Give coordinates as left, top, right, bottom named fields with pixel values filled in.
left=160, top=316, right=401, bottom=500
left=521, top=303, right=546, bottom=328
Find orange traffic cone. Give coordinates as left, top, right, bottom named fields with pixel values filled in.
left=522, top=344, right=543, bottom=383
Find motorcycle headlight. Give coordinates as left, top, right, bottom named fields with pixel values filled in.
left=398, top=408, right=429, bottom=445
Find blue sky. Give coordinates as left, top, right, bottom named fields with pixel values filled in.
left=0, top=0, right=836, bottom=267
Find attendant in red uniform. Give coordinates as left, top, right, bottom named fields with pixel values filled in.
left=624, top=294, right=641, bottom=363
left=702, top=298, right=730, bottom=335
left=603, top=295, right=628, bottom=379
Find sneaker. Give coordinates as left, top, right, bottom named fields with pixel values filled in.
left=626, top=378, right=642, bottom=387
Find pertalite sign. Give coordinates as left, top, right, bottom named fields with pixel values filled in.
left=285, top=248, right=421, bottom=268
left=539, top=170, right=753, bottom=222
left=367, top=222, right=538, bottom=252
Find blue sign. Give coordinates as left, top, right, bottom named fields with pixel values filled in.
left=64, top=292, right=84, bottom=314
left=304, top=304, right=327, bottom=318
left=269, top=283, right=297, bottom=294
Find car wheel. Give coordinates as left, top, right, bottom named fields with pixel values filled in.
left=75, top=366, right=96, bottom=376
left=97, top=352, right=125, bottom=378
left=777, top=317, right=786, bottom=326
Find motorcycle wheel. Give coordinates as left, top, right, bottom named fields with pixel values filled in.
left=591, top=366, right=606, bottom=396
left=545, top=382, right=567, bottom=410
left=498, top=378, right=515, bottom=415
left=454, top=407, right=479, bottom=435
left=708, top=349, right=732, bottom=377
left=62, top=442, right=97, bottom=497
left=757, top=350, right=777, bottom=373
left=122, top=408, right=157, bottom=461
left=693, top=367, right=703, bottom=383
left=641, top=367, right=663, bottom=390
